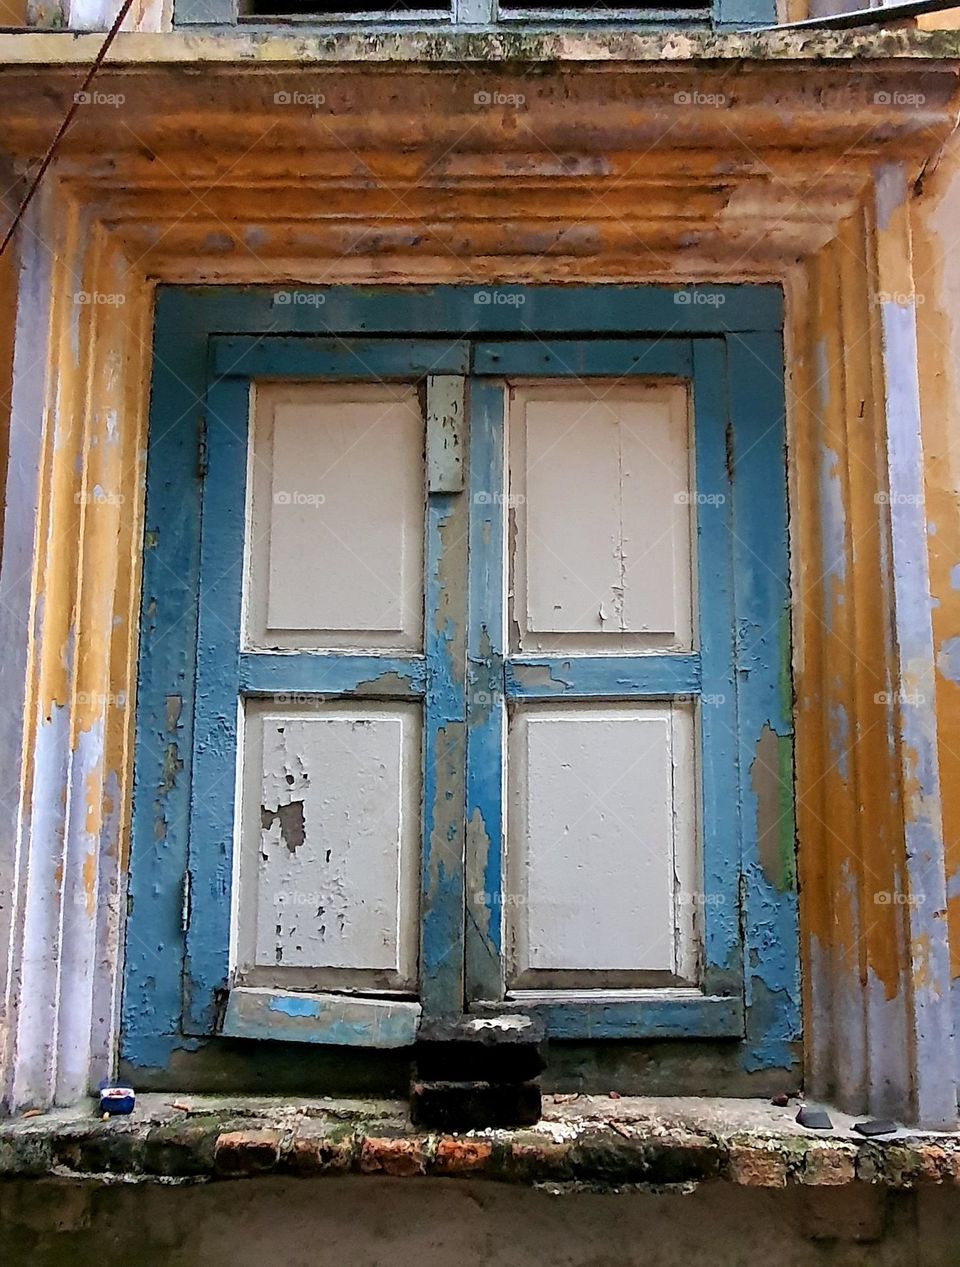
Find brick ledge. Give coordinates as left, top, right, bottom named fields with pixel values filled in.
left=2, top=1094, right=959, bottom=1190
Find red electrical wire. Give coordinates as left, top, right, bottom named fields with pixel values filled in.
left=0, top=0, right=136, bottom=258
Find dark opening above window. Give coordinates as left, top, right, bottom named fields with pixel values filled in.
left=243, top=0, right=711, bottom=13
left=245, top=0, right=445, bottom=14
left=502, top=0, right=709, bottom=7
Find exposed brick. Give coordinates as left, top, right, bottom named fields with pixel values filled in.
left=875, top=1145, right=960, bottom=1187
left=801, top=1146, right=857, bottom=1186
left=51, top=1127, right=143, bottom=1176
left=727, top=1144, right=788, bottom=1188
left=284, top=1132, right=354, bottom=1175
left=143, top=1121, right=219, bottom=1177
left=508, top=1137, right=575, bottom=1184
left=855, top=1146, right=883, bottom=1184
left=916, top=1145, right=950, bottom=1183
left=433, top=1138, right=494, bottom=1175
left=359, top=1136, right=426, bottom=1177
left=214, top=1129, right=281, bottom=1176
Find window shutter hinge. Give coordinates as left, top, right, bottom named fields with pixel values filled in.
left=425, top=374, right=465, bottom=493
left=181, top=870, right=192, bottom=934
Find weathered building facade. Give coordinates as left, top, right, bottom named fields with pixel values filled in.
left=2, top=2, right=960, bottom=1259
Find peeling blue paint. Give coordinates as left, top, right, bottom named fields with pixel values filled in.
left=420, top=489, right=467, bottom=1020
left=506, top=655, right=701, bottom=698
left=692, top=338, right=744, bottom=987
left=465, top=378, right=506, bottom=1003
left=225, top=989, right=420, bottom=1047
left=727, top=332, right=801, bottom=1077
left=494, top=995, right=743, bottom=1041
left=464, top=335, right=787, bottom=1039
left=183, top=371, right=249, bottom=1035
left=268, top=995, right=320, bottom=1019
left=121, top=292, right=207, bottom=1072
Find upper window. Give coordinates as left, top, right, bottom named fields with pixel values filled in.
left=241, top=0, right=712, bottom=15
left=176, top=0, right=762, bottom=29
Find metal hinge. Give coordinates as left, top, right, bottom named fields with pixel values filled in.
left=197, top=413, right=208, bottom=479
left=181, top=870, right=192, bottom=934
left=425, top=374, right=465, bottom=493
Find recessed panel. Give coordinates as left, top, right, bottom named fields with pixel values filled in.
left=509, top=383, right=693, bottom=653
left=246, top=383, right=425, bottom=651
left=507, top=703, right=698, bottom=985
left=235, top=701, right=421, bottom=992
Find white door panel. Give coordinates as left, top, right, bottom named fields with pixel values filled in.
left=507, top=703, right=698, bottom=986
left=509, top=384, right=694, bottom=653
left=246, top=383, right=425, bottom=652
left=235, top=702, right=422, bottom=992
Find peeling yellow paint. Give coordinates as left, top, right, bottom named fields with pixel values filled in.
left=0, top=58, right=957, bottom=1112
left=914, top=932, right=935, bottom=994
left=910, top=133, right=960, bottom=985
left=790, top=206, right=919, bottom=1103
left=83, top=767, right=102, bottom=840
left=81, top=849, right=96, bottom=918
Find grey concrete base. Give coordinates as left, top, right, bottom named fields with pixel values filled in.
left=3, top=1176, right=960, bottom=1267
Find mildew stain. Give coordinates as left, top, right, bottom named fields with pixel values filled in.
left=751, top=723, right=797, bottom=893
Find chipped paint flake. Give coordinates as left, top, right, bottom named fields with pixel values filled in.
left=937, top=635, right=960, bottom=685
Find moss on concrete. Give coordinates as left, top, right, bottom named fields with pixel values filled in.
left=1, top=1094, right=959, bottom=1192
left=0, top=26, right=959, bottom=67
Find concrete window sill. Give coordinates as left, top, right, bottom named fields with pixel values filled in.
left=2, top=1095, right=958, bottom=1191
left=1, top=28, right=960, bottom=65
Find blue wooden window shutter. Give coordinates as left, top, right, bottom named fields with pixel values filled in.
left=122, top=285, right=798, bottom=1080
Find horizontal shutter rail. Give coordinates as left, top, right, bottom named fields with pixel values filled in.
left=505, top=653, right=701, bottom=699
left=239, top=652, right=427, bottom=698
